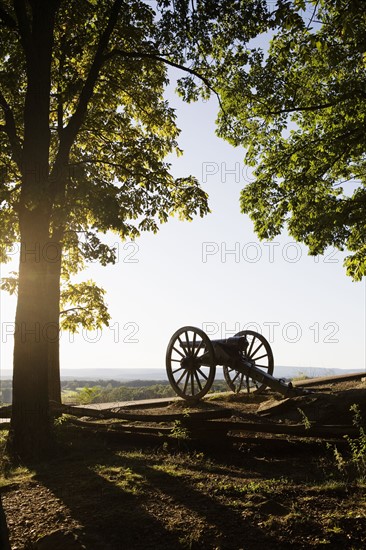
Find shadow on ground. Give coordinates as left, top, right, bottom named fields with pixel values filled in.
left=31, top=425, right=300, bottom=550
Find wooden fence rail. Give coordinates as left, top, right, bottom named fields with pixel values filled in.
left=0, top=403, right=360, bottom=441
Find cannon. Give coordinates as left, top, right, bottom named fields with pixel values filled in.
left=166, top=326, right=308, bottom=403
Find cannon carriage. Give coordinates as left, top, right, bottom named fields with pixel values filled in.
left=166, top=326, right=307, bottom=403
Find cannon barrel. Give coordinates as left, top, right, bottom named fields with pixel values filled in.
left=181, top=335, right=248, bottom=351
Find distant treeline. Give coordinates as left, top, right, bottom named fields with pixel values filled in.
left=61, top=379, right=170, bottom=390
left=61, top=379, right=230, bottom=404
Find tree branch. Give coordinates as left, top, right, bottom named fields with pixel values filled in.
left=13, top=0, right=32, bottom=56
left=104, top=49, right=225, bottom=111
left=269, top=101, right=339, bottom=115
left=69, top=158, right=127, bottom=168
left=267, top=91, right=363, bottom=116
left=60, top=306, right=89, bottom=315
left=58, top=0, right=124, bottom=157
left=108, top=49, right=214, bottom=87
left=307, top=0, right=319, bottom=30
left=57, top=35, right=67, bottom=137
left=0, top=89, right=22, bottom=169
left=68, top=157, right=140, bottom=178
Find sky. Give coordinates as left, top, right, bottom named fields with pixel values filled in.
left=1, top=84, right=365, bottom=376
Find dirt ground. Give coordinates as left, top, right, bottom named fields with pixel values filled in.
left=1, top=378, right=366, bottom=549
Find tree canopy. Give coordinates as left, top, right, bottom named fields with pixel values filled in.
left=215, top=0, right=366, bottom=281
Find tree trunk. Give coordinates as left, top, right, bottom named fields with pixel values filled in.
left=8, top=0, right=59, bottom=460
left=9, top=219, right=53, bottom=460
left=47, top=240, right=62, bottom=403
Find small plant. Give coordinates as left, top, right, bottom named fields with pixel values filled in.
left=330, top=445, right=347, bottom=474
left=170, top=420, right=190, bottom=440
left=297, top=408, right=312, bottom=430
left=53, top=414, right=71, bottom=427
left=328, top=404, right=366, bottom=482
left=344, top=404, right=366, bottom=479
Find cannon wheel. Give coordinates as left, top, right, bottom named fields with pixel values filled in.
left=166, top=326, right=216, bottom=403
left=223, top=330, right=274, bottom=394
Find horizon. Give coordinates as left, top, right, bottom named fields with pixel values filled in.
left=1, top=364, right=365, bottom=381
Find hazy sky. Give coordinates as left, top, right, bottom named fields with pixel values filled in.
left=1, top=77, right=365, bottom=376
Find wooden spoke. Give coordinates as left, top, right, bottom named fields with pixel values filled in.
left=250, top=342, right=264, bottom=359
left=183, top=372, right=190, bottom=394
left=177, top=370, right=187, bottom=385
left=247, top=336, right=255, bottom=357
left=237, top=373, right=244, bottom=393
left=253, top=353, right=268, bottom=361
left=178, top=336, right=189, bottom=356
left=194, top=371, right=203, bottom=392
left=192, top=331, right=197, bottom=352
left=197, top=368, right=208, bottom=380
left=172, top=366, right=184, bottom=374
left=231, top=370, right=241, bottom=384
left=193, top=339, right=204, bottom=357
left=185, top=331, right=192, bottom=354
left=172, top=346, right=185, bottom=359
left=166, top=326, right=216, bottom=403
left=223, top=330, right=274, bottom=395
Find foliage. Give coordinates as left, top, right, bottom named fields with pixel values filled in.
left=216, top=0, right=366, bottom=280
left=344, top=404, right=366, bottom=480
left=69, top=382, right=176, bottom=404
left=53, top=414, right=71, bottom=427
left=60, top=280, right=110, bottom=332
left=0, top=272, right=17, bottom=295
left=0, top=272, right=111, bottom=333
left=329, top=404, right=366, bottom=482
left=297, top=407, right=311, bottom=430
left=74, top=386, right=102, bottom=405
left=170, top=420, right=190, bottom=440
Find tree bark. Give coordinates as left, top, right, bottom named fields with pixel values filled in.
left=10, top=219, right=53, bottom=459
left=46, top=239, right=63, bottom=403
